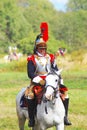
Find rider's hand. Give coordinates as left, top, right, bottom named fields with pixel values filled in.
left=39, top=79, right=46, bottom=86
left=32, top=76, right=45, bottom=86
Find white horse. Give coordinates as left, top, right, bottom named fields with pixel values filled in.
left=16, top=70, right=65, bottom=130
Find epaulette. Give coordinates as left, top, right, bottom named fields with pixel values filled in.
left=27, top=55, right=36, bottom=65
left=49, top=54, right=55, bottom=63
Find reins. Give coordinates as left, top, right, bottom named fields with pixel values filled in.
left=43, top=85, right=59, bottom=114
left=42, top=71, right=60, bottom=114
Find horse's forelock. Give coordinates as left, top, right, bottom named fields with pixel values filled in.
left=45, top=72, right=59, bottom=99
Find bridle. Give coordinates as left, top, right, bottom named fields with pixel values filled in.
left=43, top=72, right=60, bottom=114
left=45, top=71, right=60, bottom=95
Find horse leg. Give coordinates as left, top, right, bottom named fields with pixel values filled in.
left=32, top=124, right=41, bottom=130
left=56, top=122, right=64, bottom=130
left=18, top=116, right=26, bottom=130
left=33, top=128, right=45, bottom=130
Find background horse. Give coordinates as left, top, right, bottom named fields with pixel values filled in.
left=4, top=52, right=23, bottom=63
left=16, top=70, right=65, bottom=130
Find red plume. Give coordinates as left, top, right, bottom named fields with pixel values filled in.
left=40, top=22, right=49, bottom=42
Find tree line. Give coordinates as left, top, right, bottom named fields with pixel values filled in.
left=0, top=0, right=87, bottom=54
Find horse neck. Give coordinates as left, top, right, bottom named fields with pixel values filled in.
left=50, top=96, right=63, bottom=110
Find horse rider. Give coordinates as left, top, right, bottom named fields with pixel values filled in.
left=25, top=34, right=72, bottom=127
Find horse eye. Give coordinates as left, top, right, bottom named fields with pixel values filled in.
left=55, top=79, right=58, bottom=82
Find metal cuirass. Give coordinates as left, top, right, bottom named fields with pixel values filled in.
left=35, top=54, right=51, bottom=75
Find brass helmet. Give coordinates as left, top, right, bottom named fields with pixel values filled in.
left=34, top=34, right=47, bottom=53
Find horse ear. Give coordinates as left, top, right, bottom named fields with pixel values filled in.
left=56, top=69, right=63, bottom=75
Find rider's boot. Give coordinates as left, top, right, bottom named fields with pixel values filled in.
left=27, top=98, right=35, bottom=127
left=63, top=98, right=72, bottom=125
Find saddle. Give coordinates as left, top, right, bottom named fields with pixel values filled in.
left=33, top=85, right=45, bottom=104
left=20, top=86, right=45, bottom=107
left=20, top=84, right=68, bottom=107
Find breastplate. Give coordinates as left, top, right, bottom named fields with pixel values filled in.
left=35, top=54, right=51, bottom=75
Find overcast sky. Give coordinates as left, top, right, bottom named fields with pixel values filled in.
left=49, top=0, right=69, bottom=11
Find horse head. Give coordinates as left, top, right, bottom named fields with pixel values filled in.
left=44, top=69, right=62, bottom=101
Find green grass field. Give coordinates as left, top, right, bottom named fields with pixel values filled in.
left=0, top=70, right=87, bottom=130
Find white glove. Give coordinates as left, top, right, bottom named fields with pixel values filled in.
left=32, top=76, right=42, bottom=84
left=32, top=76, right=45, bottom=86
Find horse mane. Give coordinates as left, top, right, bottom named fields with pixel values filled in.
left=47, top=70, right=59, bottom=77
